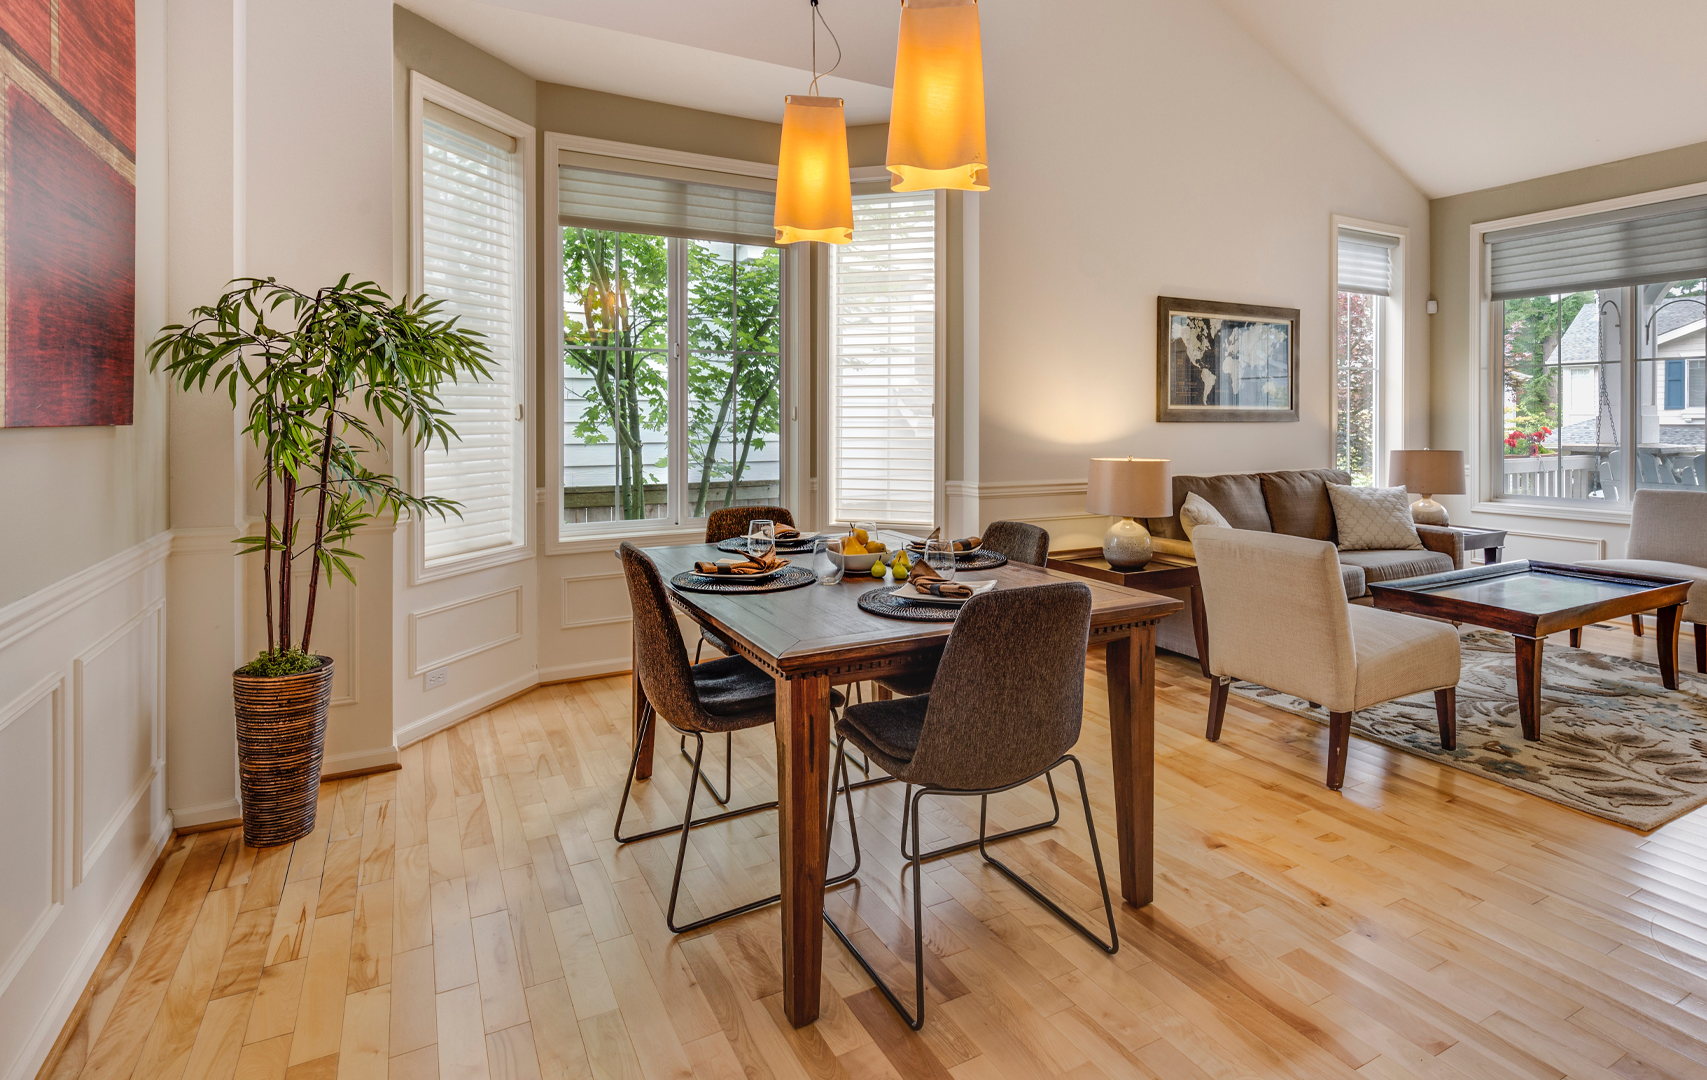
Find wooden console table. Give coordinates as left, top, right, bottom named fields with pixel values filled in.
left=1047, top=548, right=1209, bottom=678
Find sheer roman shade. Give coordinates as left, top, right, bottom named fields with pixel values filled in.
left=1486, top=195, right=1707, bottom=300
left=1337, top=228, right=1397, bottom=297
left=829, top=191, right=938, bottom=526
left=558, top=165, right=775, bottom=245
left=421, top=114, right=525, bottom=563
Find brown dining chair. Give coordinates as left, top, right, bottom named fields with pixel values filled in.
left=825, top=581, right=1116, bottom=1030
left=694, top=506, right=798, bottom=663
left=613, top=542, right=855, bottom=932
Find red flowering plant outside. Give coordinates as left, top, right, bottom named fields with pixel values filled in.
left=1504, top=426, right=1554, bottom=456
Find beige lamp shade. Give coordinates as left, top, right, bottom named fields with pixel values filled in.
left=774, top=96, right=853, bottom=244
left=885, top=0, right=989, bottom=192
left=1087, top=458, right=1172, bottom=518
left=1388, top=449, right=1466, bottom=495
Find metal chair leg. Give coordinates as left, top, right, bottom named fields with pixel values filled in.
left=665, top=733, right=783, bottom=933
left=678, top=731, right=734, bottom=805
left=824, top=782, right=929, bottom=1030
left=975, top=756, right=1118, bottom=954
left=614, top=705, right=776, bottom=845
left=900, top=772, right=1061, bottom=862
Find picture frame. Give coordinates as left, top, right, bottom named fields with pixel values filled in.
left=1156, top=296, right=1299, bottom=423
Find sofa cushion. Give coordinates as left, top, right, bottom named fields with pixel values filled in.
left=1171, top=473, right=1273, bottom=534
left=1340, top=563, right=1368, bottom=599
left=1327, top=484, right=1424, bottom=551
left=1261, top=469, right=1350, bottom=542
left=1179, top=492, right=1230, bottom=539
left=1338, top=548, right=1454, bottom=583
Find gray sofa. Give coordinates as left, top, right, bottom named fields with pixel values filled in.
left=1143, top=468, right=1464, bottom=660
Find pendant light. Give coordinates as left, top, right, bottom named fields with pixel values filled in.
left=886, top=0, right=989, bottom=192
left=774, top=0, right=853, bottom=244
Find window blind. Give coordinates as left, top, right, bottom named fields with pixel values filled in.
left=1337, top=228, right=1397, bottom=297
left=421, top=114, right=524, bottom=563
left=1486, top=195, right=1707, bottom=300
left=829, top=191, right=937, bottom=526
left=558, top=165, right=775, bottom=245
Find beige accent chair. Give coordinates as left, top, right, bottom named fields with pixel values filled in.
left=1575, top=489, right=1706, bottom=673
left=1193, top=527, right=1463, bottom=790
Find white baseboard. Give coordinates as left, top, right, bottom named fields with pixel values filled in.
left=394, top=671, right=540, bottom=748
left=321, top=746, right=400, bottom=776
left=170, top=799, right=241, bottom=828
left=537, top=658, right=629, bottom=684
left=3, top=814, right=173, bottom=1080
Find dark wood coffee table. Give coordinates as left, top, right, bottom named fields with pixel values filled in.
left=1047, top=548, right=1208, bottom=677
left=1370, top=560, right=1692, bottom=740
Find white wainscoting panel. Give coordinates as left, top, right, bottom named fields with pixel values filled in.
left=966, top=479, right=1106, bottom=552
left=0, top=533, right=172, bottom=1080
left=1502, top=530, right=1608, bottom=563
left=408, top=586, right=524, bottom=676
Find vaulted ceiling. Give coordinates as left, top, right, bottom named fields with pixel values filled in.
left=401, top=0, right=1707, bottom=199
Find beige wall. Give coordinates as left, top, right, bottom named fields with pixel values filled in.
left=1429, top=138, right=1707, bottom=558
left=0, top=11, right=170, bottom=609
left=969, top=0, right=1431, bottom=548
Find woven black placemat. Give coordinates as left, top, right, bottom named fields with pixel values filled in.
left=857, top=585, right=962, bottom=622
left=716, top=536, right=819, bottom=555
left=903, top=548, right=1009, bottom=570
left=670, top=565, right=817, bottom=594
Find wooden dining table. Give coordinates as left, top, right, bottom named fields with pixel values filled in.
left=631, top=542, right=1183, bottom=1027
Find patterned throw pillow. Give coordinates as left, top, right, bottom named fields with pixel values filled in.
left=1179, top=492, right=1231, bottom=540
left=1326, top=483, right=1423, bottom=551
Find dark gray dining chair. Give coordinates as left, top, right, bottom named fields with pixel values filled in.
left=693, top=505, right=798, bottom=663
left=824, top=581, right=1117, bottom=1029
left=613, top=542, right=855, bottom=933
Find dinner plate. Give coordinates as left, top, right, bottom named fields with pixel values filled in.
left=891, top=577, right=996, bottom=606
left=905, top=541, right=983, bottom=557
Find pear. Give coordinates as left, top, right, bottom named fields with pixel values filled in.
left=870, top=563, right=886, bottom=579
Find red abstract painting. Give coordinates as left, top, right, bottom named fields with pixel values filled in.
left=0, top=0, right=135, bottom=427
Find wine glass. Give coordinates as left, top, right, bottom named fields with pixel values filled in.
left=812, top=537, right=842, bottom=585
left=924, top=538, right=957, bottom=582
left=747, top=519, right=776, bottom=561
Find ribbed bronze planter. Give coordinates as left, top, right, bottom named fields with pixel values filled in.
left=233, top=658, right=334, bottom=847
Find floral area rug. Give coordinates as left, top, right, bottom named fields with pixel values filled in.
left=1230, top=629, right=1707, bottom=830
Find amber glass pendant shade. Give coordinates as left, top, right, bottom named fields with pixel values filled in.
left=774, top=95, right=853, bottom=244
left=886, top=0, right=989, bottom=192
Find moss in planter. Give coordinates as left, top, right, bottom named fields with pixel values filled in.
left=239, top=648, right=325, bottom=678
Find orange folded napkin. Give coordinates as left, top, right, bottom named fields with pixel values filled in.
left=773, top=525, right=801, bottom=540
left=907, top=559, right=973, bottom=598
left=694, top=554, right=786, bottom=576
left=907, top=531, right=981, bottom=553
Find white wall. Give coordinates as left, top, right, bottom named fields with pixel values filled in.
left=970, top=0, right=1432, bottom=542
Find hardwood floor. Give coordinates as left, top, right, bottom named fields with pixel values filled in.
left=41, top=618, right=1707, bottom=1080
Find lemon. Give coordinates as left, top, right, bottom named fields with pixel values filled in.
left=853, top=528, right=869, bottom=544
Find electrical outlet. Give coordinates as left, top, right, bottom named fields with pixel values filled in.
left=424, top=667, right=449, bottom=691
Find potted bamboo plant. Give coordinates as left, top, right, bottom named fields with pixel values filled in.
left=150, top=275, right=489, bottom=846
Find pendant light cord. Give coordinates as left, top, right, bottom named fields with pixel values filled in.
left=808, top=0, right=842, bottom=95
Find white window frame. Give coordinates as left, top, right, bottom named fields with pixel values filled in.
left=818, top=170, right=948, bottom=532
left=1328, top=215, right=1407, bottom=487
left=408, top=72, right=536, bottom=583
left=1467, top=178, right=1707, bottom=524
left=543, top=133, right=806, bottom=554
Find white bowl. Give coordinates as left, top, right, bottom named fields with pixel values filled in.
left=829, top=549, right=883, bottom=574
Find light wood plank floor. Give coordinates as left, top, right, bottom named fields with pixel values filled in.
left=42, top=619, right=1707, bottom=1080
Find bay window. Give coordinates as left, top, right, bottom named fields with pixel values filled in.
left=555, top=163, right=787, bottom=535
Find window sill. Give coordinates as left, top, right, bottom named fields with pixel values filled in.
left=547, top=526, right=706, bottom=557
left=1470, top=500, right=1633, bottom=526
left=414, top=540, right=535, bottom=585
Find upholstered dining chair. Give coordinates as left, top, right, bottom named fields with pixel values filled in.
left=614, top=542, right=854, bottom=933
left=1576, top=488, right=1707, bottom=672
left=825, top=581, right=1116, bottom=1030
left=1192, top=527, right=1462, bottom=790
left=693, top=506, right=798, bottom=664
left=872, top=520, right=1051, bottom=700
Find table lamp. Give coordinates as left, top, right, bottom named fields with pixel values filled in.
left=1388, top=448, right=1465, bottom=526
left=1087, top=457, right=1172, bottom=569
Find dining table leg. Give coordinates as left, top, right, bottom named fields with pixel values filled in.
left=1104, top=625, right=1156, bottom=908
left=775, top=670, right=833, bottom=1027
left=632, top=628, right=654, bottom=780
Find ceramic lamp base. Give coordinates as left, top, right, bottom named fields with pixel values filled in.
left=1103, top=517, right=1154, bottom=569
left=1410, top=496, right=1449, bottom=526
